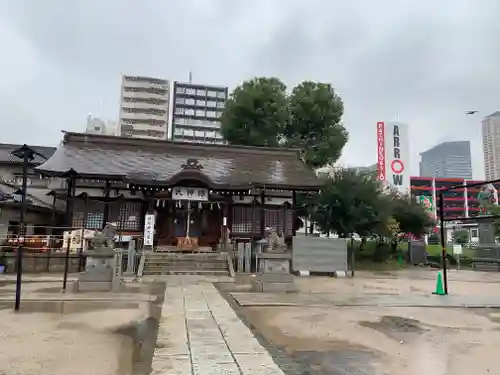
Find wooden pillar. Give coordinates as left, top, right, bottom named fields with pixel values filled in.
left=292, top=191, right=297, bottom=236
left=65, top=175, right=76, bottom=228
left=226, top=196, right=233, bottom=230
left=102, top=180, right=111, bottom=229
left=259, top=190, right=265, bottom=238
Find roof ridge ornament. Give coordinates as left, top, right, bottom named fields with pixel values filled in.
left=181, top=159, right=203, bottom=171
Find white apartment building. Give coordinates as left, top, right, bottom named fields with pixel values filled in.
left=119, top=75, right=170, bottom=140
left=482, top=111, right=500, bottom=180
left=85, top=114, right=118, bottom=136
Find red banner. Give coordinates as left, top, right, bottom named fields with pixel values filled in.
left=377, top=122, right=386, bottom=181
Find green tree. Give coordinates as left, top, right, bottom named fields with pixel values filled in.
left=391, top=192, right=435, bottom=237
left=285, top=81, right=348, bottom=168
left=220, top=77, right=289, bottom=147
left=221, top=78, right=348, bottom=168
left=311, top=169, right=387, bottom=238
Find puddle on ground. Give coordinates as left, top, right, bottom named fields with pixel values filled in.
left=292, top=348, right=379, bottom=375
left=0, top=300, right=140, bottom=313
left=359, top=315, right=426, bottom=342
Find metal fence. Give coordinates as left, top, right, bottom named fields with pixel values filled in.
left=0, top=252, right=139, bottom=274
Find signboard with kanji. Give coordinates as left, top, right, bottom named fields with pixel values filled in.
left=143, top=214, right=156, bottom=246
left=172, top=186, right=208, bottom=201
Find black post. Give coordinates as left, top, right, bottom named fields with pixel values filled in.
left=11, top=145, right=36, bottom=311
left=63, top=173, right=76, bottom=291
left=438, top=192, right=448, bottom=294
left=14, top=153, right=29, bottom=310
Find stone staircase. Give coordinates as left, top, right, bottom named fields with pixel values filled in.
left=141, top=252, right=231, bottom=276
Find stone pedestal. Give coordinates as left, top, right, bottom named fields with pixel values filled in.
left=251, top=252, right=296, bottom=293
left=73, top=248, right=121, bottom=292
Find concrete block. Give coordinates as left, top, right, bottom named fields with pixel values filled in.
left=334, top=270, right=347, bottom=278
left=73, top=280, right=112, bottom=292
left=298, top=270, right=310, bottom=276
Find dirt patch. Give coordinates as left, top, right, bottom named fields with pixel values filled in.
left=237, top=304, right=500, bottom=375
left=0, top=281, right=165, bottom=375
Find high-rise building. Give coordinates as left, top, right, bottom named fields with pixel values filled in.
left=419, top=141, right=472, bottom=179
left=119, top=75, right=170, bottom=140
left=170, top=81, right=227, bottom=144
left=482, top=111, right=500, bottom=180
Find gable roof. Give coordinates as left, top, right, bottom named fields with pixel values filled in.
left=0, top=143, right=56, bottom=165
left=36, top=132, right=321, bottom=190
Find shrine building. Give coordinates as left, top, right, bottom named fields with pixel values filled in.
left=36, top=132, right=321, bottom=252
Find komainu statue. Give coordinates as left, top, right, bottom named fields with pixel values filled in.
left=264, top=227, right=287, bottom=253
left=89, top=222, right=117, bottom=250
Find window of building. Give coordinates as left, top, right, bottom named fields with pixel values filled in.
left=216, top=101, right=225, bottom=108
left=207, top=90, right=217, bottom=97
left=175, top=108, right=184, bottom=115
left=186, top=88, right=196, bottom=95
left=206, top=110, right=216, bottom=118
left=176, top=87, right=186, bottom=94
left=195, top=109, right=205, bottom=117
left=217, top=91, right=226, bottom=98
left=196, top=88, right=206, bottom=96
left=471, top=229, right=478, bottom=238
left=207, top=100, right=216, bottom=107
left=185, top=108, right=195, bottom=116
left=196, top=99, right=206, bottom=106
left=185, top=98, right=195, bottom=105
left=175, top=97, right=185, bottom=104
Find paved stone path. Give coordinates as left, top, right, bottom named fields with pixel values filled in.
left=152, top=276, right=284, bottom=375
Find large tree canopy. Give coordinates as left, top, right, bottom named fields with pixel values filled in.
left=221, top=77, right=348, bottom=168
left=220, top=77, right=288, bottom=147
left=286, top=81, right=347, bottom=168
left=311, top=169, right=387, bottom=238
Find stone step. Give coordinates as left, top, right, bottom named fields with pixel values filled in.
left=145, top=259, right=228, bottom=265
left=142, top=269, right=230, bottom=276
left=146, top=253, right=227, bottom=259
left=143, top=264, right=229, bottom=270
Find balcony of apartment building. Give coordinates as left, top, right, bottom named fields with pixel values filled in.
left=122, top=76, right=169, bottom=89
left=120, top=107, right=167, bottom=122
left=120, top=124, right=166, bottom=139
left=122, top=86, right=168, bottom=99
left=174, top=85, right=227, bottom=100
left=173, top=117, right=221, bottom=131
left=174, top=106, right=222, bottom=121
left=121, top=97, right=168, bottom=110
left=173, top=128, right=224, bottom=144
left=175, top=96, right=225, bottom=109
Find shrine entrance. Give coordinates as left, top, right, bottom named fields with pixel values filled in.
left=154, top=186, right=223, bottom=251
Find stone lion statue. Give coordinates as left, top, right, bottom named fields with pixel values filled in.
left=264, top=227, right=287, bottom=253
left=89, top=222, right=117, bottom=250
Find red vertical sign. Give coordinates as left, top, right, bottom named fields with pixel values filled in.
left=377, top=122, right=386, bottom=181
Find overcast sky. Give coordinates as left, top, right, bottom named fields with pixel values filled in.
left=1, top=0, right=499, bottom=178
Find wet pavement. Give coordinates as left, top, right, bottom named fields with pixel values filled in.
left=151, top=275, right=286, bottom=375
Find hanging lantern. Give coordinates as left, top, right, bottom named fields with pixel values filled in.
left=198, top=202, right=202, bottom=209
left=156, top=200, right=160, bottom=207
